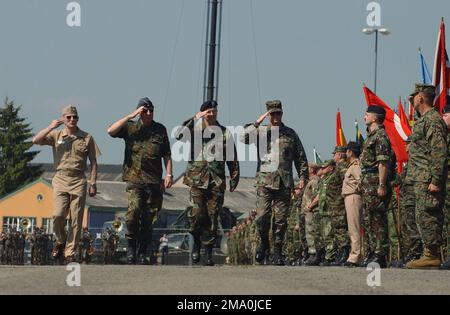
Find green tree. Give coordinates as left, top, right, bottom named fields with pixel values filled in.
left=0, top=98, right=42, bottom=197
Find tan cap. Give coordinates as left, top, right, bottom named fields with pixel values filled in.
left=62, top=105, right=78, bottom=116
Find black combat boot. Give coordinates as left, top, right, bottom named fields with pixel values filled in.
left=191, top=234, right=201, bottom=264
left=127, top=239, right=137, bottom=265
left=204, top=245, right=215, bottom=266
left=137, top=242, right=150, bottom=265
left=440, top=256, right=450, bottom=270
left=362, top=251, right=374, bottom=267
left=331, top=246, right=350, bottom=266
left=304, top=248, right=324, bottom=266
left=255, top=238, right=269, bottom=264
left=272, top=244, right=285, bottom=266
left=368, top=254, right=387, bottom=268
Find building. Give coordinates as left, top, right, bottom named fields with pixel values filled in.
left=0, top=164, right=257, bottom=235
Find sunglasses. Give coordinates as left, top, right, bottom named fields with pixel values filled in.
left=66, top=115, right=79, bottom=120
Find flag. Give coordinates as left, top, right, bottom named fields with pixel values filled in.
left=313, top=148, right=323, bottom=164
left=397, top=98, right=411, bottom=134
left=419, top=48, right=433, bottom=84
left=433, top=18, right=450, bottom=113
left=336, top=110, right=347, bottom=147
left=355, top=120, right=364, bottom=145
left=363, top=86, right=411, bottom=172
left=408, top=101, right=415, bottom=127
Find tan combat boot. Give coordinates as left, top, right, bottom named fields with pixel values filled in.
left=406, top=246, right=442, bottom=269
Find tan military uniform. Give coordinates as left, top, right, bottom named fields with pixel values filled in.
left=42, top=128, right=100, bottom=257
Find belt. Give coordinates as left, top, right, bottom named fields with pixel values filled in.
left=361, top=167, right=378, bottom=174
left=56, top=169, right=85, bottom=177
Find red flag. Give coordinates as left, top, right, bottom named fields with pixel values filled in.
left=363, top=86, right=411, bottom=172
left=408, top=101, right=415, bottom=127
left=336, top=110, right=347, bottom=146
left=433, top=18, right=450, bottom=113
left=397, top=98, right=411, bottom=134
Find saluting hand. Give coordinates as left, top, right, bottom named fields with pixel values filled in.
left=49, top=119, right=64, bottom=130
left=195, top=109, right=214, bottom=120
left=256, top=111, right=271, bottom=124
left=129, top=106, right=146, bottom=119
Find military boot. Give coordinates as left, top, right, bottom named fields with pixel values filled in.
left=331, top=246, right=350, bottom=266
left=126, top=239, right=137, bottom=265
left=191, top=234, right=201, bottom=264
left=255, top=238, right=269, bottom=264
left=304, top=248, right=324, bottom=266
left=406, top=246, right=442, bottom=269
left=368, top=254, right=387, bottom=268
left=272, top=244, right=285, bottom=266
left=204, top=245, right=215, bottom=266
left=362, top=251, right=374, bottom=267
left=137, top=242, right=150, bottom=265
left=440, top=256, right=450, bottom=270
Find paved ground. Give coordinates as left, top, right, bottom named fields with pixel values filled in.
left=0, top=265, right=449, bottom=295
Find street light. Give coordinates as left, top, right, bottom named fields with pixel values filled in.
left=362, top=27, right=390, bottom=94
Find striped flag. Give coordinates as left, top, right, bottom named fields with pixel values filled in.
left=433, top=18, right=450, bottom=113
left=363, top=86, right=411, bottom=172
left=336, top=110, right=347, bottom=147
left=397, top=98, right=411, bottom=134
left=355, top=120, right=364, bottom=145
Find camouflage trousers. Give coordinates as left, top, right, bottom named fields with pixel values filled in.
left=399, top=183, right=422, bottom=258
left=305, top=210, right=322, bottom=254
left=125, top=182, right=163, bottom=242
left=283, top=213, right=303, bottom=262
left=445, top=182, right=450, bottom=256
left=188, top=183, right=225, bottom=246
left=319, top=214, right=335, bottom=261
left=255, top=186, right=291, bottom=247
left=329, top=202, right=350, bottom=250
left=413, top=182, right=445, bottom=248
left=387, top=193, right=400, bottom=261
left=361, top=174, right=389, bottom=256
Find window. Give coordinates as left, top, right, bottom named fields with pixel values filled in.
left=2, top=217, right=36, bottom=232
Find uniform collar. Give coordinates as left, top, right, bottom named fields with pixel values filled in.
left=367, top=124, right=384, bottom=137
left=61, top=127, right=83, bottom=138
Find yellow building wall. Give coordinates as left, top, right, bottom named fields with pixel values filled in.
left=0, top=180, right=88, bottom=232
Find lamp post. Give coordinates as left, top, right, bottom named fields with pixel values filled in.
left=362, top=27, right=390, bottom=94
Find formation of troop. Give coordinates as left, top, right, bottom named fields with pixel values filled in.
left=227, top=84, right=449, bottom=270
left=0, top=227, right=53, bottom=265
left=29, top=82, right=449, bottom=270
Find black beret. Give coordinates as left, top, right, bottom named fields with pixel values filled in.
left=346, top=141, right=361, bottom=154
left=200, top=100, right=218, bottom=111
left=137, top=97, right=154, bottom=110
left=443, top=105, right=450, bottom=114
left=367, top=105, right=386, bottom=116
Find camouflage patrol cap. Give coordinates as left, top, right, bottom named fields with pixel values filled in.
left=409, top=83, right=436, bottom=98
left=320, top=160, right=336, bottom=168
left=266, top=100, right=283, bottom=114
left=332, top=146, right=347, bottom=154
left=308, top=163, right=320, bottom=170
left=62, top=105, right=78, bottom=117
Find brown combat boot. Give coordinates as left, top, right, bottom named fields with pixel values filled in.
left=406, top=246, right=441, bottom=269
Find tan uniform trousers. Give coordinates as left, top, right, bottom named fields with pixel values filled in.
left=344, top=194, right=363, bottom=263
left=52, top=173, right=87, bottom=257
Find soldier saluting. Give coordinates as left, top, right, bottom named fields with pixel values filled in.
left=108, top=98, right=173, bottom=265
left=175, top=100, right=240, bottom=266
left=241, top=100, right=308, bottom=265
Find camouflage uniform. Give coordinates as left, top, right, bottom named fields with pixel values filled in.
left=327, top=160, right=350, bottom=255
left=399, top=164, right=423, bottom=259
left=241, top=120, right=309, bottom=258
left=406, top=109, right=447, bottom=249
left=302, top=175, right=321, bottom=255
left=318, top=172, right=334, bottom=261
left=360, top=125, right=393, bottom=257
left=249, top=220, right=259, bottom=265
left=444, top=132, right=450, bottom=258
left=176, top=116, right=240, bottom=246
left=387, top=192, right=400, bottom=261
left=113, top=120, right=171, bottom=246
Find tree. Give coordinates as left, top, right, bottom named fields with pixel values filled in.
left=0, top=98, right=42, bottom=197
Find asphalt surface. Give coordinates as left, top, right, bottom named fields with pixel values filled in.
left=0, top=264, right=449, bottom=295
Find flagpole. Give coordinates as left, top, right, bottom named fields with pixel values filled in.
left=313, top=147, right=317, bottom=164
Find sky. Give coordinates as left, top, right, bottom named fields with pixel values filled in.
left=0, top=0, right=449, bottom=177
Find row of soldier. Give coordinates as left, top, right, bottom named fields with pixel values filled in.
left=227, top=83, right=449, bottom=269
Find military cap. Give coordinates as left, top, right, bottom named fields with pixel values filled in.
left=62, top=105, right=78, bottom=117
left=137, top=97, right=154, bottom=110
left=409, top=83, right=436, bottom=98
left=200, top=100, right=218, bottom=112
left=443, top=104, right=450, bottom=114
left=346, top=141, right=361, bottom=155
left=332, top=146, right=347, bottom=154
left=308, top=163, right=320, bottom=170
left=266, top=100, right=283, bottom=114
left=404, top=136, right=412, bottom=143
left=366, top=105, right=386, bottom=117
